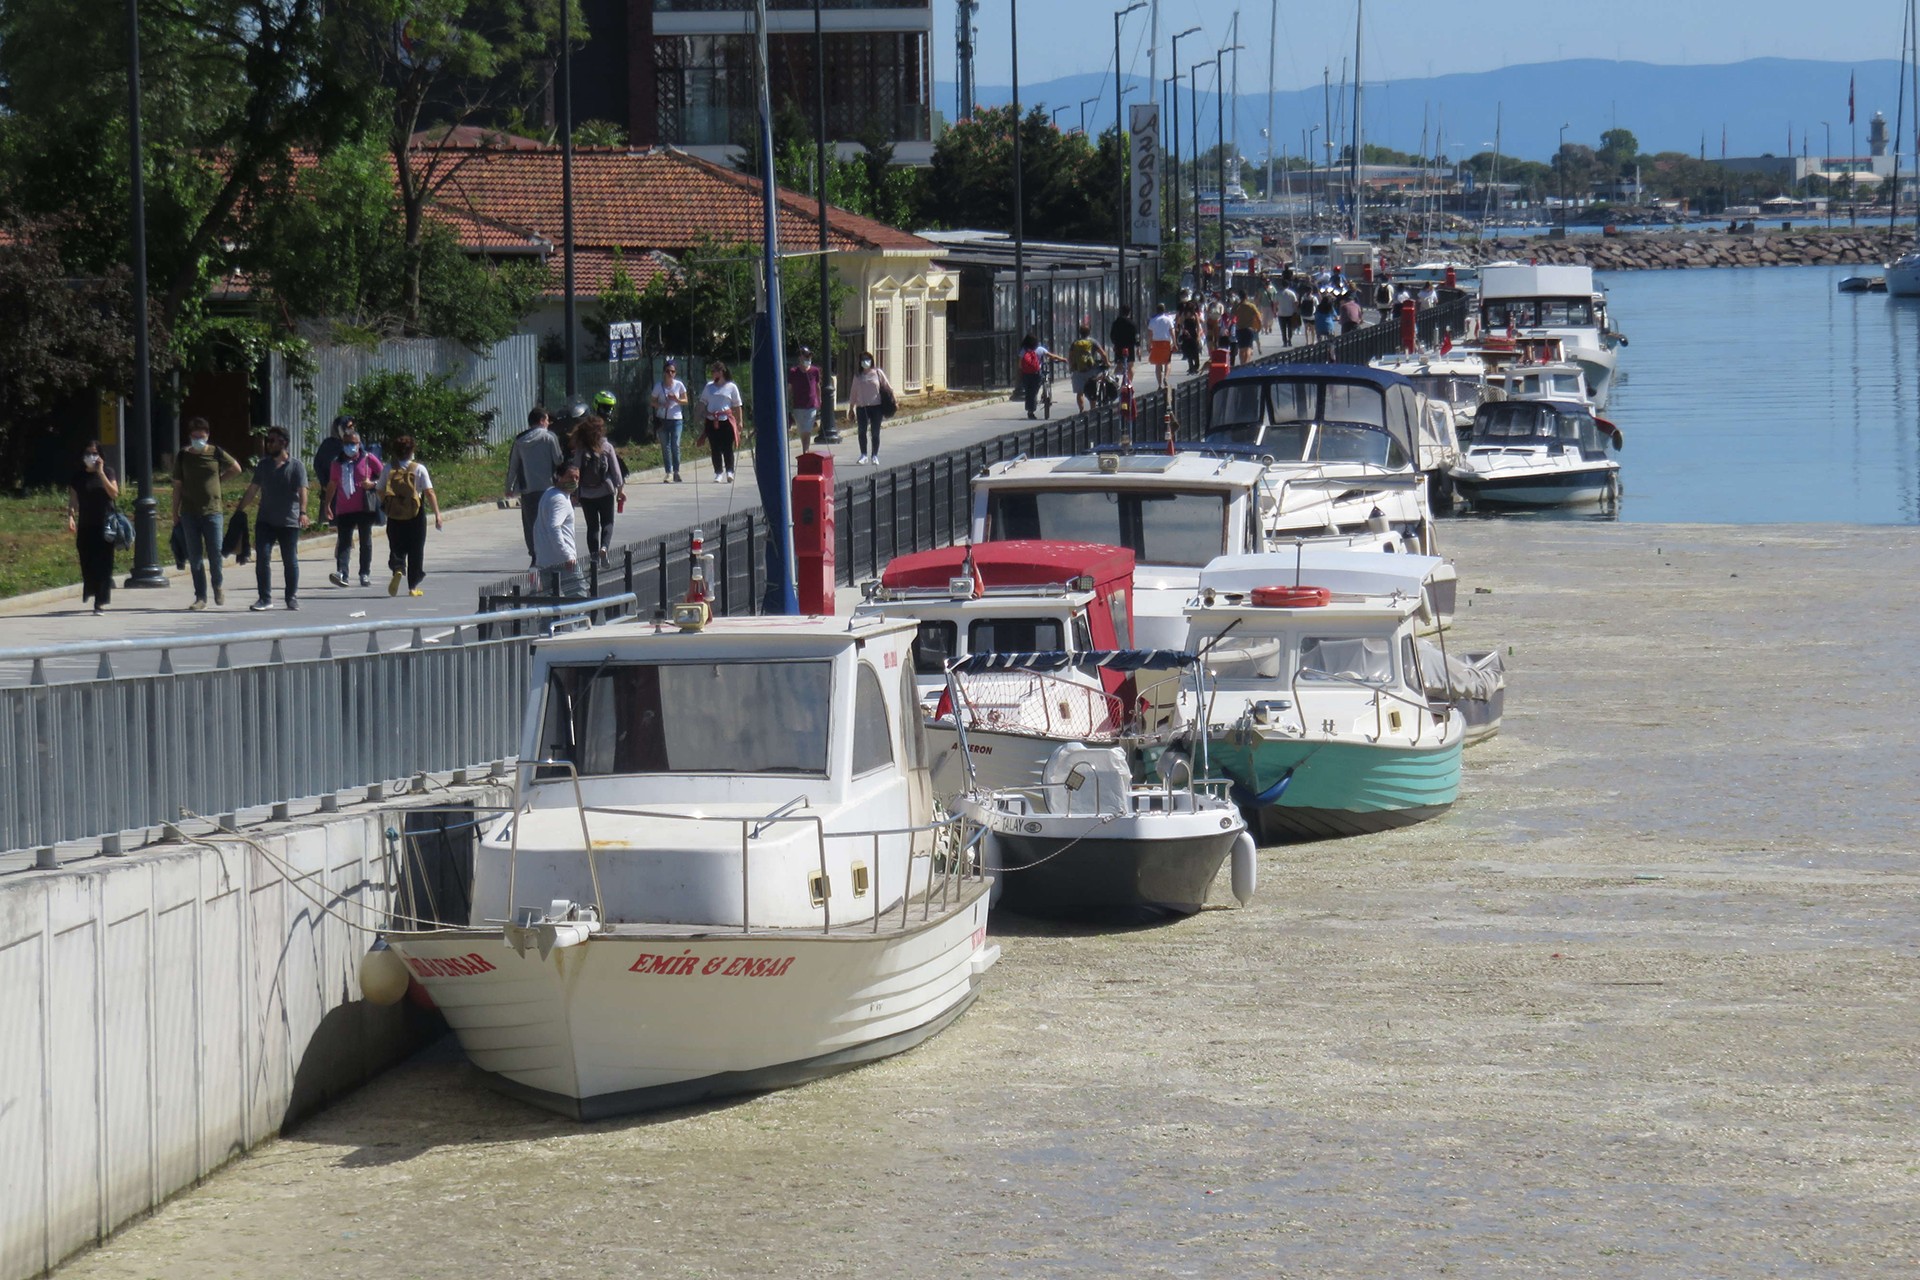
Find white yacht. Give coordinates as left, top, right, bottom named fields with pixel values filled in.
left=1887, top=249, right=1920, bottom=297
left=1450, top=397, right=1622, bottom=509
left=1477, top=263, right=1622, bottom=409
left=1370, top=350, right=1500, bottom=432
left=382, top=615, right=997, bottom=1119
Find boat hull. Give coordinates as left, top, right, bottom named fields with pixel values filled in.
left=987, top=821, right=1240, bottom=920
left=1454, top=465, right=1617, bottom=508
left=1888, top=255, right=1920, bottom=297
left=1208, top=735, right=1462, bottom=843
left=388, top=881, right=995, bottom=1119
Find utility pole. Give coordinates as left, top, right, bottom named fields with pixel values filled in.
left=1013, top=0, right=1025, bottom=337
left=123, top=0, right=163, bottom=589
left=1265, top=0, right=1277, bottom=211
left=812, top=0, right=840, bottom=443
left=560, top=0, right=578, bottom=401
left=1116, top=2, right=1147, bottom=314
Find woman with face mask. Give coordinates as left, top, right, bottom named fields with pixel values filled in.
left=698, top=361, right=743, bottom=483
left=321, top=427, right=385, bottom=588
left=67, top=439, right=121, bottom=615
left=847, top=351, right=894, bottom=464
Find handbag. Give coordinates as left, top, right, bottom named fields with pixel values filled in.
left=879, top=381, right=897, bottom=419
left=104, top=511, right=135, bottom=547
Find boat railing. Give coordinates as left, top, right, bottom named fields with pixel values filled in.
left=944, top=669, right=1126, bottom=742
left=1286, top=671, right=1444, bottom=745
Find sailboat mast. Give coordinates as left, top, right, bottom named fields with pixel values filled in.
left=1891, top=0, right=1910, bottom=250
left=1350, top=0, right=1363, bottom=240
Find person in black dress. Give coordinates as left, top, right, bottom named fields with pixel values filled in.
left=66, top=439, right=120, bottom=614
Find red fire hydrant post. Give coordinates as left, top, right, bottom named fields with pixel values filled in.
left=1399, top=298, right=1419, bottom=353
left=791, top=452, right=836, bottom=615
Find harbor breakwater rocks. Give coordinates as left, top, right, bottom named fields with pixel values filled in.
left=1405, top=228, right=1895, bottom=272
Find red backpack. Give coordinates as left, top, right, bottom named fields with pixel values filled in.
left=1019, top=347, right=1042, bottom=376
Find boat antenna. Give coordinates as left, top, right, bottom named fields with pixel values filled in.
left=1294, top=539, right=1304, bottom=587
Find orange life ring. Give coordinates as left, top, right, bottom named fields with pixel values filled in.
left=1251, top=584, right=1331, bottom=608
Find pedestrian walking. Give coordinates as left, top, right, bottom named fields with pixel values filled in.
left=312, top=415, right=353, bottom=522
left=1233, top=292, right=1265, bottom=366
left=848, top=352, right=895, bottom=460
left=1177, top=302, right=1204, bottom=374
left=1108, top=304, right=1140, bottom=368
left=1066, top=323, right=1108, bottom=413
left=533, top=459, right=587, bottom=599
left=787, top=347, right=822, bottom=452
left=379, top=434, right=441, bottom=597
left=571, top=413, right=624, bottom=568
left=505, top=405, right=564, bottom=564
left=321, top=425, right=384, bottom=588
left=651, top=360, right=688, bottom=482
left=235, top=424, right=310, bottom=611
left=1146, top=303, right=1177, bottom=390
left=169, top=416, right=240, bottom=609
left=67, top=439, right=120, bottom=615
left=1275, top=280, right=1301, bottom=346
left=1339, top=291, right=1364, bottom=333
left=698, top=361, right=743, bottom=482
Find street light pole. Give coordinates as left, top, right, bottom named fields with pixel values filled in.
left=1168, top=25, right=1201, bottom=270
left=812, top=0, right=840, bottom=443
left=560, top=0, right=578, bottom=401
left=1217, top=41, right=1243, bottom=288
left=1081, top=95, right=1100, bottom=135
left=1115, top=2, right=1146, bottom=320
left=1012, top=0, right=1025, bottom=339
left=1191, top=57, right=1213, bottom=287
left=1557, top=121, right=1569, bottom=235
left=123, top=0, right=163, bottom=588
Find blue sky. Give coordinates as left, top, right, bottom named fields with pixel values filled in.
left=947, top=0, right=1895, bottom=88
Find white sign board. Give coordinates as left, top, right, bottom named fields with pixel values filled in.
left=1129, top=103, right=1162, bottom=248
left=607, top=320, right=643, bottom=363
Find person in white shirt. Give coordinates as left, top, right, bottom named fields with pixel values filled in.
left=650, top=360, right=689, bottom=483
left=533, top=459, right=587, bottom=599
left=1418, top=282, right=1439, bottom=309
left=1274, top=281, right=1301, bottom=346
left=698, top=361, right=744, bottom=483
left=1146, top=304, right=1177, bottom=389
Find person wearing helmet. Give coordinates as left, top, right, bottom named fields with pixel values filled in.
left=592, top=388, right=618, bottom=428
left=505, top=405, right=565, bottom=566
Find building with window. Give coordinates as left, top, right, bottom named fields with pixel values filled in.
left=576, top=0, right=936, bottom=165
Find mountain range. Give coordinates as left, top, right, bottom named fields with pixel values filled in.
left=936, top=58, right=1911, bottom=164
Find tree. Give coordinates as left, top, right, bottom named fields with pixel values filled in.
left=918, top=105, right=1113, bottom=240
left=339, top=0, right=579, bottom=328
left=1597, top=128, right=1640, bottom=176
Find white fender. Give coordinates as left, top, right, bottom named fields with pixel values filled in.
left=1230, top=831, right=1258, bottom=906
left=359, top=938, right=411, bottom=1006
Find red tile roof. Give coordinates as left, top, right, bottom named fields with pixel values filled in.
left=430, top=145, right=935, bottom=298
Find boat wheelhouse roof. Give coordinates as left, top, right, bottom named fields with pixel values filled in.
left=1478, top=263, right=1600, bottom=300
left=1217, top=361, right=1414, bottom=393
left=1199, top=549, right=1445, bottom=601
left=975, top=453, right=1267, bottom=491
left=882, top=540, right=1135, bottom=591
left=535, top=614, right=917, bottom=662
left=1369, top=353, right=1489, bottom=379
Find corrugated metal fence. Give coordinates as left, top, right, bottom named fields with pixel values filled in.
left=268, top=335, right=539, bottom=457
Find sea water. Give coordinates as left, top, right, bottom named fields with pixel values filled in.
left=1598, top=263, right=1920, bottom=524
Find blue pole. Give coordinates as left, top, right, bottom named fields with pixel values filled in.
left=752, top=0, right=799, bottom=614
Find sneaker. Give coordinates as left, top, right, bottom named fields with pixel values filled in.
left=188, top=598, right=207, bottom=612
left=388, top=570, right=402, bottom=596
left=409, top=588, right=424, bottom=597
left=249, top=598, right=272, bottom=611
left=662, top=473, right=670, bottom=483
left=673, top=472, right=683, bottom=483
left=328, top=572, right=348, bottom=587
left=285, top=597, right=299, bottom=611
left=869, top=455, right=879, bottom=466
left=359, top=575, right=371, bottom=587
left=857, top=454, right=869, bottom=465
left=92, top=604, right=104, bottom=616
left=213, top=588, right=225, bottom=606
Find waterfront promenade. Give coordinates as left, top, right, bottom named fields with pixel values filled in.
left=46, top=517, right=1920, bottom=1278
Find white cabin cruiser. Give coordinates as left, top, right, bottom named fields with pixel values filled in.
left=1478, top=263, right=1623, bottom=409
left=381, top=615, right=997, bottom=1119
left=1369, top=350, right=1499, bottom=432
left=1450, top=397, right=1622, bottom=509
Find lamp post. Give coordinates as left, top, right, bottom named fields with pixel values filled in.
left=1052, top=104, right=1071, bottom=128
left=122, top=0, right=163, bottom=588
left=1191, top=56, right=1216, bottom=288
left=1168, top=25, right=1202, bottom=265
left=1079, top=95, right=1099, bottom=134
left=1114, top=2, right=1146, bottom=318
left=1305, top=125, right=1319, bottom=223
left=558, top=0, right=581, bottom=401
left=1217, top=41, right=1244, bottom=288
left=1557, top=121, right=1569, bottom=235
left=1012, top=0, right=1024, bottom=340
left=811, top=0, right=840, bottom=443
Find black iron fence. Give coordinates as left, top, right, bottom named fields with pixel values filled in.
left=478, top=295, right=1470, bottom=620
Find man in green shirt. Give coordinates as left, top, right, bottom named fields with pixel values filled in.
left=170, top=416, right=241, bottom=609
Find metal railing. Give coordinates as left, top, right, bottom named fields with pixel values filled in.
left=0, top=597, right=635, bottom=858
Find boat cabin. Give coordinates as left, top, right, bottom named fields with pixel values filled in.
left=1206, top=364, right=1421, bottom=466
left=489, top=616, right=937, bottom=930
left=855, top=540, right=1136, bottom=703
left=1478, top=263, right=1608, bottom=333
left=1466, top=399, right=1616, bottom=458
left=1295, top=236, right=1375, bottom=272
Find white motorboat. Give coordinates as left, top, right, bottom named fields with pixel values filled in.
left=1181, top=559, right=1469, bottom=842
left=381, top=614, right=998, bottom=1119
left=1390, top=260, right=1480, bottom=296
left=1478, top=263, right=1623, bottom=409
left=1450, top=397, right=1622, bottom=509
left=953, top=658, right=1255, bottom=922
left=1203, top=363, right=1454, bottom=546
left=1369, top=350, right=1500, bottom=433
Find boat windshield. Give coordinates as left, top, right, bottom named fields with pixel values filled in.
left=1473, top=402, right=1605, bottom=449
left=1206, top=380, right=1402, bottom=466
left=539, top=659, right=833, bottom=776
left=1299, top=636, right=1394, bottom=684
left=1408, top=375, right=1478, bottom=406
left=985, top=488, right=1228, bottom=567
left=1484, top=296, right=1597, bottom=329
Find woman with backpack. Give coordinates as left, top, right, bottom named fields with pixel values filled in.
left=379, top=435, right=442, bottom=597
left=847, top=351, right=896, bottom=464
left=1015, top=334, right=1060, bottom=421
left=571, top=413, right=625, bottom=568
left=321, top=424, right=384, bottom=588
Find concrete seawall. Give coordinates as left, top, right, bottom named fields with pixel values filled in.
left=0, top=792, right=499, bottom=1280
